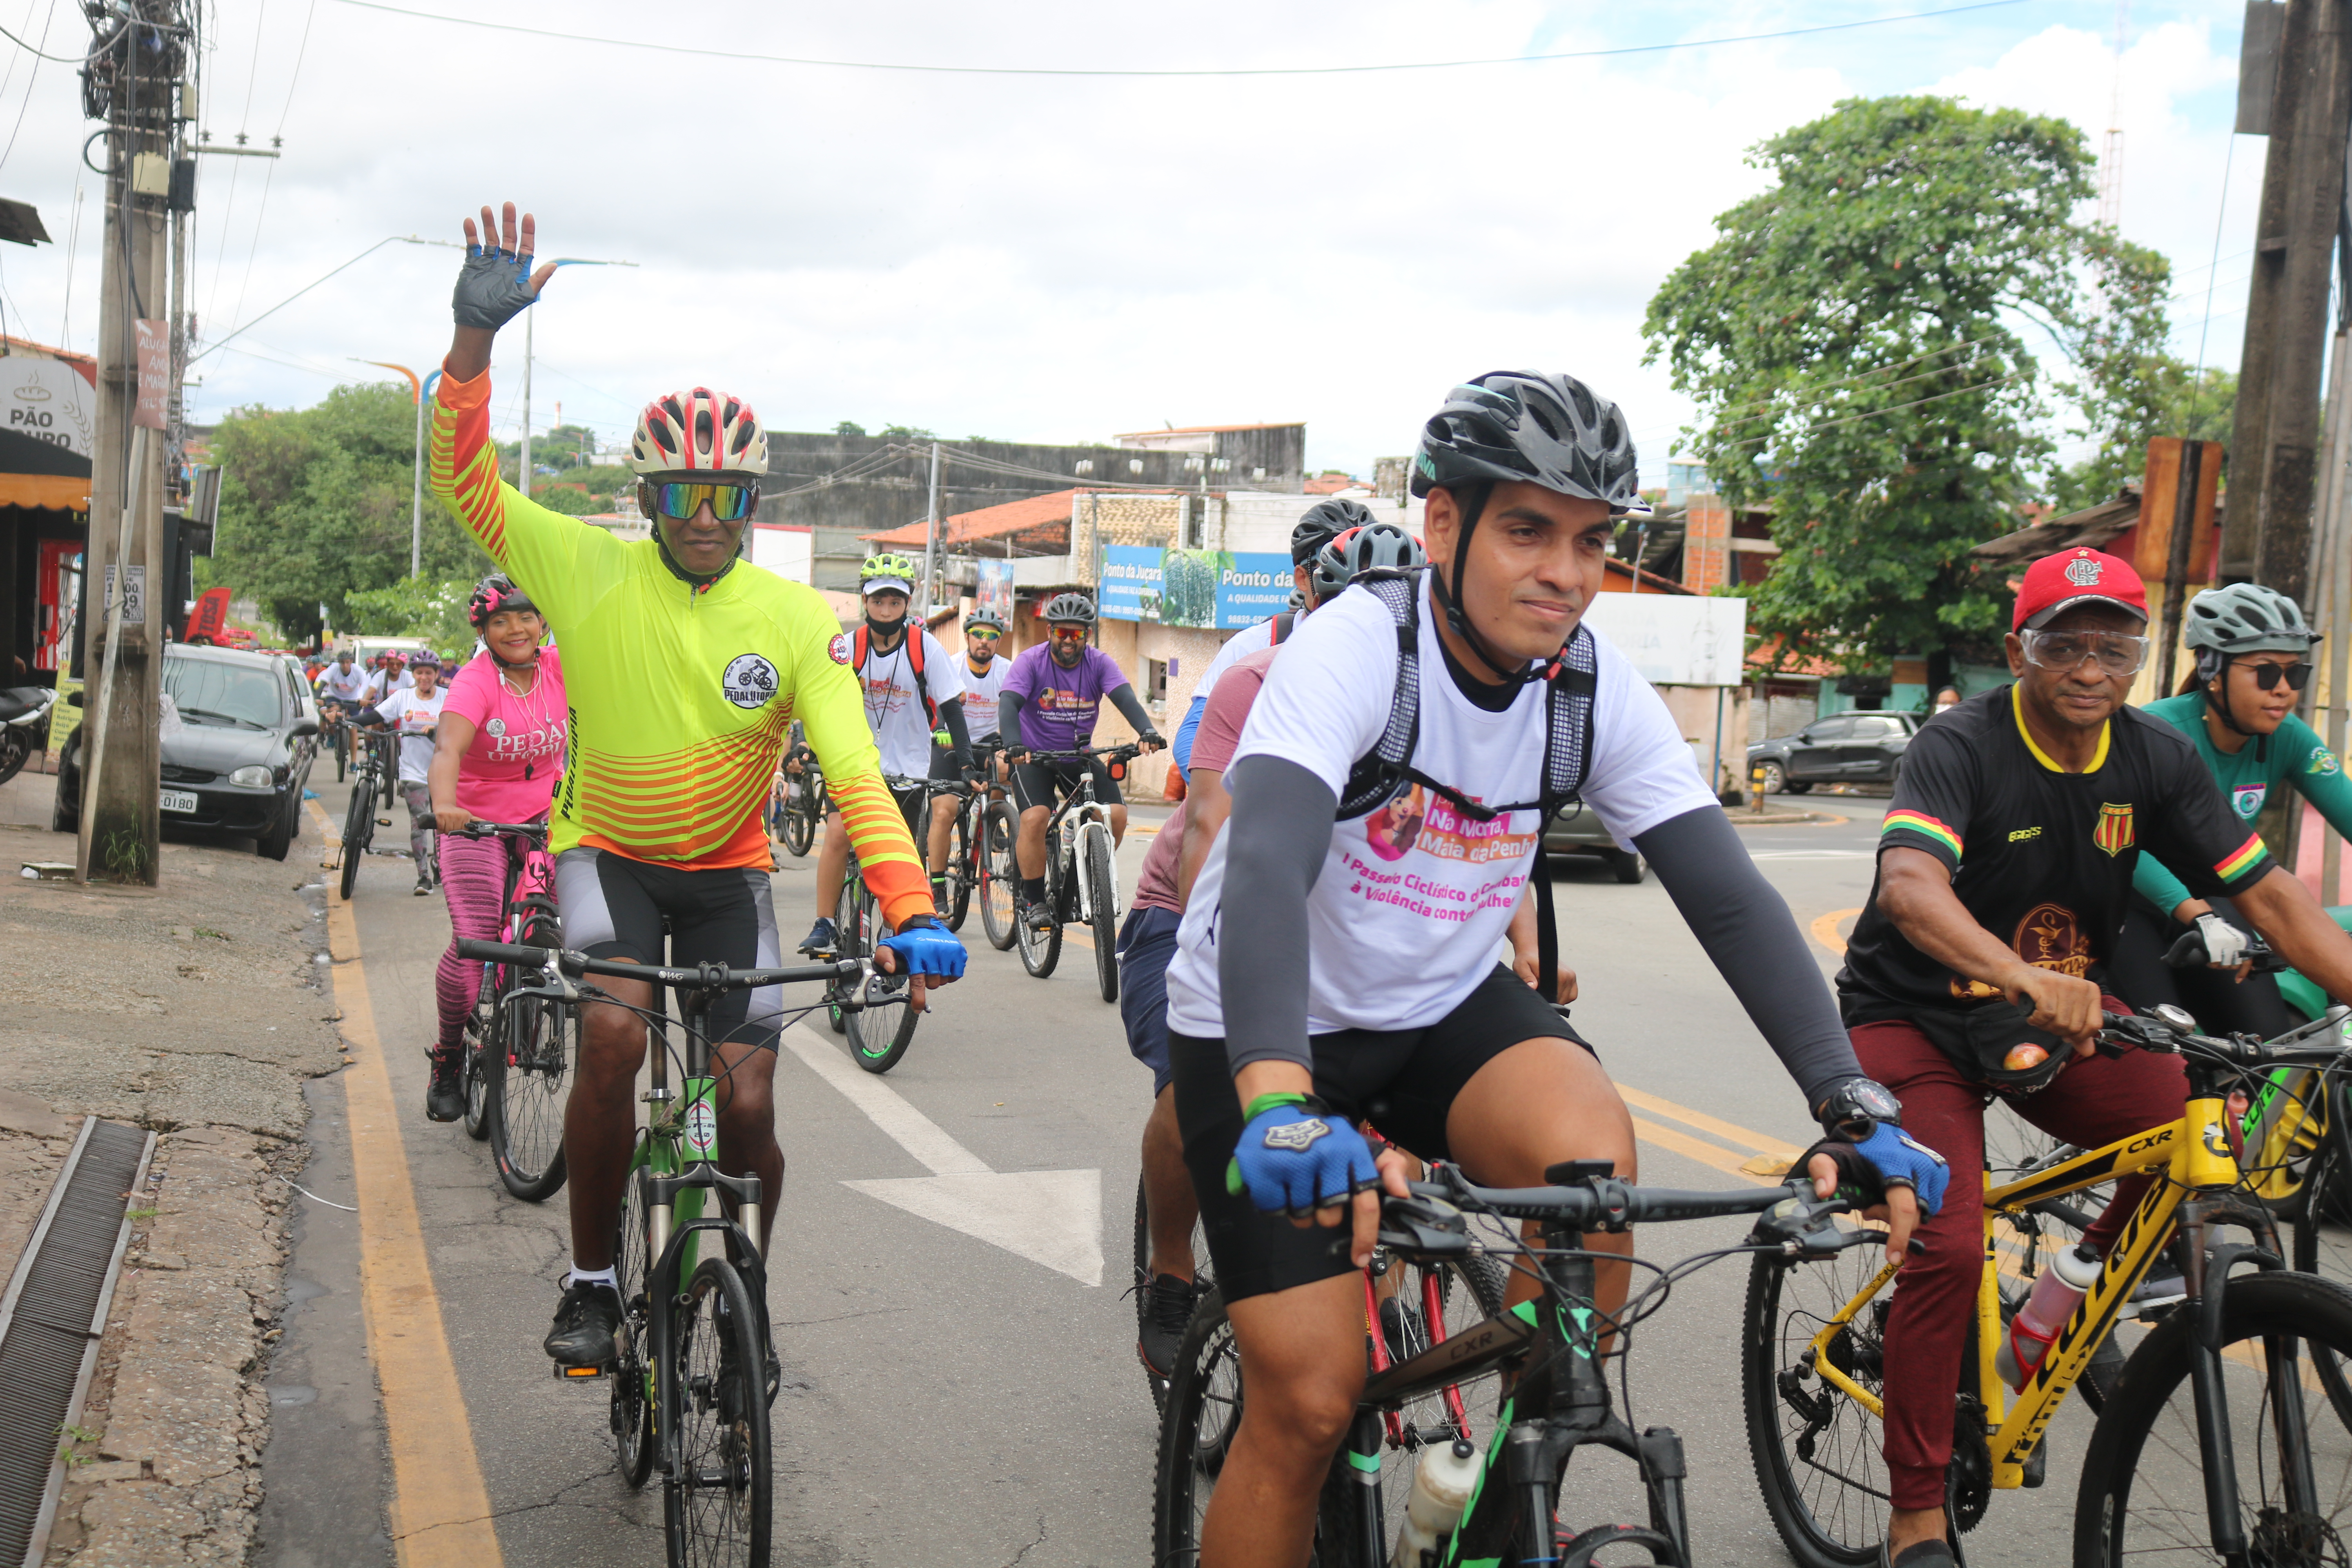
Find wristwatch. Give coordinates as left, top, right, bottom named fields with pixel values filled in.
left=1813, top=1078, right=1902, bottom=1139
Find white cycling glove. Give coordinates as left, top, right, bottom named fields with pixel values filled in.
left=2194, top=911, right=2250, bottom=968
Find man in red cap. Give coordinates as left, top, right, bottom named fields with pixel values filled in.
left=1830, top=547, right=2352, bottom=1566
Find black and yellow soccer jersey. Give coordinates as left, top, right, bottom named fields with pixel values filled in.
left=1837, top=686, right=2273, bottom=1024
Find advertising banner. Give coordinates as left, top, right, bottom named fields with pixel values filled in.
left=1213, top=554, right=1291, bottom=628
left=1577, top=593, right=1748, bottom=686
left=1099, top=546, right=1292, bottom=630
left=1099, top=546, right=1162, bottom=622
left=975, top=558, right=1016, bottom=626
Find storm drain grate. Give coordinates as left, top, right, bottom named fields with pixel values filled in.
left=0, top=1118, right=153, bottom=1568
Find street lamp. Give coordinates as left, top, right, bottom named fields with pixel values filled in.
left=521, top=256, right=637, bottom=499
left=351, top=359, right=441, bottom=579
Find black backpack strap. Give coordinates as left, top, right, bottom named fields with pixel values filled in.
left=1335, top=574, right=1423, bottom=820
left=1272, top=612, right=1294, bottom=644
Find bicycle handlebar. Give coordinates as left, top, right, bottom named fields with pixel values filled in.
left=455, top=938, right=861, bottom=993
left=2161, top=926, right=2289, bottom=974
left=1376, top=1168, right=1870, bottom=1264
left=2098, top=1005, right=2352, bottom=1069
left=452, top=820, right=549, bottom=840
left=1004, top=743, right=1144, bottom=762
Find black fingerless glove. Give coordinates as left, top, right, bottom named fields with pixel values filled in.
left=452, top=244, right=540, bottom=330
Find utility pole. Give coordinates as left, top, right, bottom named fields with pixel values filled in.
left=2222, top=0, right=2352, bottom=602
left=76, top=1, right=188, bottom=886
left=919, top=439, right=941, bottom=616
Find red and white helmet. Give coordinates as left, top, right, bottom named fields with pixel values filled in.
left=629, top=388, right=768, bottom=478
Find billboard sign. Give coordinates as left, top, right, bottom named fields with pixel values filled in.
left=975, top=559, right=1015, bottom=627
left=1100, top=546, right=1293, bottom=630
left=1578, top=593, right=1747, bottom=686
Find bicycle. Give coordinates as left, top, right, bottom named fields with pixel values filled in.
left=337, top=728, right=396, bottom=901
left=451, top=820, right=572, bottom=1201
left=1156, top=1160, right=1872, bottom=1565
left=821, top=772, right=929, bottom=1074
left=1745, top=1001, right=2352, bottom=1567
left=318, top=697, right=351, bottom=783
left=995, top=743, right=1137, bottom=1000
left=770, top=740, right=822, bottom=860
left=457, top=935, right=895, bottom=1568
left=936, top=742, right=1007, bottom=937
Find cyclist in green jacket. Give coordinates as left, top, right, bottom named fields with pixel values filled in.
left=2111, top=582, right=2352, bottom=1036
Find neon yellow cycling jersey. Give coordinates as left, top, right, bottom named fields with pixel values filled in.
left=429, top=367, right=929, bottom=923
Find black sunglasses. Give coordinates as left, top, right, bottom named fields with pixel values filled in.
left=2242, top=660, right=2315, bottom=692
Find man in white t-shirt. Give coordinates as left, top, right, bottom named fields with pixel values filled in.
left=318, top=649, right=371, bottom=705
left=359, top=651, right=447, bottom=896
left=803, top=554, right=971, bottom=955
left=924, top=606, right=1011, bottom=904
left=1160, top=372, right=1947, bottom=1568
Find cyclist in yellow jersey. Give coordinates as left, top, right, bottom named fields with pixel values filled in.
left=429, top=201, right=968, bottom=1373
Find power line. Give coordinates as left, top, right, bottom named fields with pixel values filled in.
left=0, top=3, right=80, bottom=61
left=220, top=0, right=318, bottom=347
left=201, top=0, right=267, bottom=340
left=1718, top=368, right=2035, bottom=449
left=330, top=0, right=2027, bottom=79
left=0, top=0, right=57, bottom=173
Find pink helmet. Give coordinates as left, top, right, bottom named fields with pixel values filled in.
left=629, top=388, right=768, bottom=478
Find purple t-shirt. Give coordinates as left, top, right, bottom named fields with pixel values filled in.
left=1004, top=643, right=1129, bottom=752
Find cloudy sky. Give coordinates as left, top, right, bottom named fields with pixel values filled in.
left=0, top=1, right=2269, bottom=481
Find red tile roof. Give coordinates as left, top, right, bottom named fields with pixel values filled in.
left=864, top=489, right=1087, bottom=548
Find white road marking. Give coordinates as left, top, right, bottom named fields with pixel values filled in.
left=1747, top=850, right=1877, bottom=860
left=781, top=1023, right=1104, bottom=1286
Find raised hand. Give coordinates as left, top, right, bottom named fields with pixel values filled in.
left=447, top=201, right=559, bottom=380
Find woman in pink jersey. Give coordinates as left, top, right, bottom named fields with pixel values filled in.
left=418, top=575, right=568, bottom=1122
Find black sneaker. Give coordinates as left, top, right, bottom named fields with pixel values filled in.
left=1138, top=1273, right=1199, bottom=1380
left=799, top=917, right=838, bottom=956
left=424, top=1047, right=465, bottom=1122
left=412, top=874, right=433, bottom=897
left=544, top=1280, right=624, bottom=1368
left=1020, top=898, right=1055, bottom=934
left=1880, top=1539, right=1957, bottom=1566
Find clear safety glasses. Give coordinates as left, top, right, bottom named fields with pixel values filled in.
left=2020, top=628, right=2149, bottom=678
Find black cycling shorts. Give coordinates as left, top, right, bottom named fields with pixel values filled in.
left=553, top=847, right=786, bottom=1048
left=1011, top=753, right=1120, bottom=814
left=1171, top=965, right=1591, bottom=1305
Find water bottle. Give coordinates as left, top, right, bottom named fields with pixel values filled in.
left=1994, top=1242, right=2102, bottom=1388
left=1387, top=1439, right=1482, bottom=1568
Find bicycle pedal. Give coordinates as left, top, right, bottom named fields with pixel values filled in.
left=554, top=1361, right=610, bottom=1382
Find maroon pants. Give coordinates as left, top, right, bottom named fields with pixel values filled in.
left=1849, top=1012, right=2187, bottom=1511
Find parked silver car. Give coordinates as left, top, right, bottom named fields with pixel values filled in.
left=1746, top=710, right=1920, bottom=795
left=1543, top=801, right=1646, bottom=884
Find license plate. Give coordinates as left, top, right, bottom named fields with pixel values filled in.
left=160, top=788, right=198, bottom=814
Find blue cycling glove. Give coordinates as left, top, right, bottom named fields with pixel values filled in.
left=879, top=917, right=967, bottom=979
left=453, top=243, right=542, bottom=330
left=1805, top=1122, right=1949, bottom=1218
left=1224, top=1094, right=1378, bottom=1218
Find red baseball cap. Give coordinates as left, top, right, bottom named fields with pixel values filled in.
left=2012, top=547, right=2148, bottom=632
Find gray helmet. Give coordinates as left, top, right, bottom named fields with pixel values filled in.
left=1040, top=591, right=1097, bottom=625
left=1285, top=586, right=1307, bottom=613
left=1410, top=371, right=1646, bottom=516
left=2185, top=583, right=2321, bottom=658
left=1291, top=498, right=1376, bottom=565
left=965, top=606, right=1008, bottom=634
left=1310, top=521, right=1426, bottom=603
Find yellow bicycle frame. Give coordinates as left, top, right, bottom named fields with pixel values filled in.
left=1801, top=1089, right=2242, bottom=1487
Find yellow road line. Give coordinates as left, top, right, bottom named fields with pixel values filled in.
left=312, top=801, right=504, bottom=1568
left=1619, top=1084, right=1800, bottom=1160
left=1628, top=1116, right=1764, bottom=1182
left=1811, top=907, right=1860, bottom=956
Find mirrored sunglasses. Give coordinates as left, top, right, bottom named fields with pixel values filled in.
left=967, top=628, right=1001, bottom=641
left=1048, top=626, right=1089, bottom=641
left=651, top=481, right=757, bottom=523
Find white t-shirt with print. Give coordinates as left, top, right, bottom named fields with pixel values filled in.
left=318, top=664, right=371, bottom=704
left=958, top=652, right=1011, bottom=742
left=855, top=628, right=965, bottom=778
left=372, top=688, right=446, bottom=786
left=1163, top=581, right=1716, bottom=1040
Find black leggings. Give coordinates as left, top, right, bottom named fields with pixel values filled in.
left=2107, top=895, right=2299, bottom=1039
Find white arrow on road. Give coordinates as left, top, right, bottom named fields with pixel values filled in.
left=780, top=1024, right=1103, bottom=1286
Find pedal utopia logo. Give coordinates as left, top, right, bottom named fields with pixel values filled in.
left=685, top=1099, right=718, bottom=1154
left=721, top=653, right=780, bottom=709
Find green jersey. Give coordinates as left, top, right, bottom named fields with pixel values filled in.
left=2132, top=690, right=2352, bottom=916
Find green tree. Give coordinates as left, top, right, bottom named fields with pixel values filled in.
left=834, top=420, right=867, bottom=437
left=1643, top=96, right=2171, bottom=671
left=343, top=572, right=477, bottom=648
left=201, top=382, right=492, bottom=644
left=2049, top=362, right=2236, bottom=514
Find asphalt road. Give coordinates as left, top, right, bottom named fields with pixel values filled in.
left=252, top=777, right=2103, bottom=1568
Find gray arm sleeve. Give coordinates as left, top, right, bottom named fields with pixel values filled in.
left=1107, top=682, right=1157, bottom=737
left=1216, top=755, right=1333, bottom=1076
left=939, top=698, right=971, bottom=762
left=1632, top=804, right=1861, bottom=1112
left=998, top=691, right=1025, bottom=745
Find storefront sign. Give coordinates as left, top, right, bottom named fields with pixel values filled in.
left=1100, top=546, right=1292, bottom=630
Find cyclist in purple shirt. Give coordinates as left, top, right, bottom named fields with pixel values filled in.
left=999, top=592, right=1165, bottom=931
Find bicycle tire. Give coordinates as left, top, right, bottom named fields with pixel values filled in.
left=944, top=800, right=973, bottom=932
left=2291, top=1078, right=2352, bottom=1426
left=845, top=885, right=918, bottom=1074
left=1134, top=1171, right=1214, bottom=1413
left=1153, top=1286, right=1244, bottom=1566
left=979, top=800, right=1019, bottom=952
left=1015, top=837, right=1063, bottom=980
left=826, top=878, right=859, bottom=1036
left=663, top=1253, right=771, bottom=1568
left=781, top=777, right=816, bottom=859
left=613, top=1160, right=655, bottom=1489
left=1084, top=826, right=1118, bottom=1004
left=338, top=776, right=372, bottom=900
left=2074, top=1269, right=2352, bottom=1566
left=1744, top=1246, right=1891, bottom=1568
left=461, top=1016, right=494, bottom=1142
left=490, top=991, right=572, bottom=1201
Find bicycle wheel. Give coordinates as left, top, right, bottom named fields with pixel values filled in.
left=2292, top=1079, right=2352, bottom=1426
left=1744, top=1244, right=1889, bottom=1568
left=338, top=775, right=373, bottom=900
left=2074, top=1269, right=2352, bottom=1565
left=845, top=887, right=918, bottom=1074
left=461, top=1011, right=494, bottom=1142
left=612, top=1160, right=655, bottom=1488
left=826, top=877, right=859, bottom=1036
left=1134, top=1171, right=1214, bottom=1412
left=781, top=779, right=815, bottom=858
left=1085, top=826, right=1119, bottom=1004
left=490, top=991, right=573, bottom=1201
left=980, top=800, right=1019, bottom=952
left=944, top=799, right=973, bottom=933
left=1154, top=1287, right=1245, bottom=1566
left=1015, top=838, right=1063, bottom=980
left=663, top=1253, right=771, bottom=1568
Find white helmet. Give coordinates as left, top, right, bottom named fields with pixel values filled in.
left=629, top=388, right=768, bottom=478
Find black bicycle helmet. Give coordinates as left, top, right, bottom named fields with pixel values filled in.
left=1040, top=591, right=1097, bottom=624
left=467, top=573, right=537, bottom=630
left=1310, top=522, right=1426, bottom=603
left=1291, top=497, right=1376, bottom=565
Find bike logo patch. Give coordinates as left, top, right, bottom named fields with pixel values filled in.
left=2232, top=783, right=2267, bottom=818
left=2311, top=746, right=2342, bottom=777
left=721, top=653, right=779, bottom=710
left=2092, top=801, right=2135, bottom=857
left=1262, top=1118, right=1330, bottom=1152
left=828, top=633, right=852, bottom=666
left=686, top=1100, right=718, bottom=1154
left=485, top=717, right=507, bottom=738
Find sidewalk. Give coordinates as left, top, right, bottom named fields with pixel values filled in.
left=0, top=768, right=344, bottom=1565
